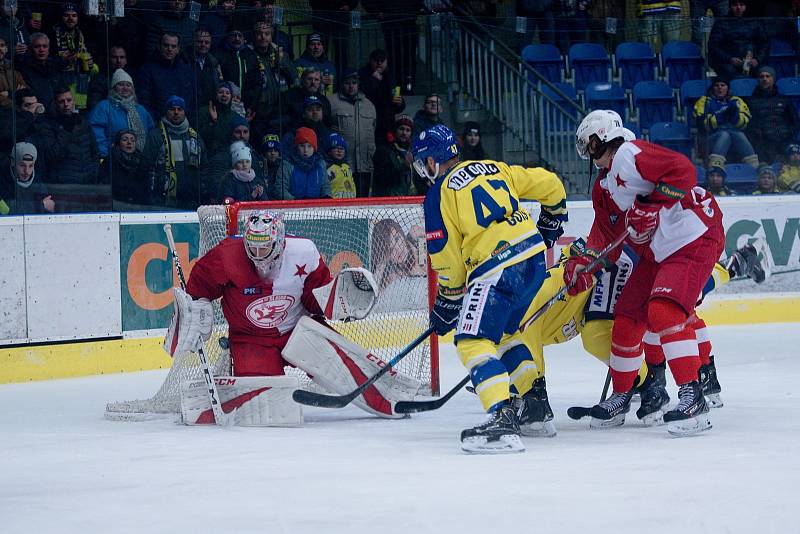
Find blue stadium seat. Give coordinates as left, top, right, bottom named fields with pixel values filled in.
left=730, top=78, right=757, bottom=97
left=584, top=82, right=627, bottom=118
left=633, top=80, right=675, bottom=129
left=725, top=163, right=758, bottom=194
left=522, top=44, right=564, bottom=84
left=568, top=43, right=612, bottom=91
left=695, top=165, right=706, bottom=184
left=539, top=82, right=580, bottom=131
left=626, top=123, right=642, bottom=140
left=661, top=41, right=704, bottom=89
left=777, top=77, right=800, bottom=116
left=649, top=122, right=692, bottom=158
left=680, top=79, right=710, bottom=118
left=615, top=42, right=658, bottom=91
left=768, top=38, right=797, bottom=79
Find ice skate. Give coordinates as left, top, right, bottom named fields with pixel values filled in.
left=699, top=355, right=723, bottom=408
left=461, top=405, right=525, bottom=454
left=728, top=239, right=772, bottom=283
left=664, top=381, right=712, bottom=437
left=635, top=361, right=670, bottom=426
left=589, top=390, right=633, bottom=429
left=515, top=377, right=556, bottom=438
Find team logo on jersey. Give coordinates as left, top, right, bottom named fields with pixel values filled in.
left=246, top=294, right=296, bottom=328
left=426, top=229, right=444, bottom=240
left=610, top=213, right=619, bottom=225
left=243, top=287, right=263, bottom=295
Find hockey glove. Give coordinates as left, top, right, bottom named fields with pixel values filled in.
left=563, top=249, right=603, bottom=296
left=537, top=210, right=565, bottom=249
left=625, top=197, right=660, bottom=245
left=430, top=293, right=463, bottom=336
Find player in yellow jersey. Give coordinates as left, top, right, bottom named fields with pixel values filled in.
left=412, top=124, right=568, bottom=454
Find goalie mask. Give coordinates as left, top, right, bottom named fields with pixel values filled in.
left=243, top=210, right=285, bottom=278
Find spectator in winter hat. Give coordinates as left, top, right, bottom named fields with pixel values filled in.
left=219, top=142, right=269, bottom=202
left=260, top=132, right=295, bottom=200
left=777, top=144, right=800, bottom=193
left=198, top=81, right=237, bottom=155
left=1, top=142, right=55, bottom=214
left=747, top=65, right=799, bottom=165
left=295, top=33, right=336, bottom=96
left=89, top=68, right=154, bottom=157
left=284, top=126, right=330, bottom=199
left=753, top=164, right=779, bottom=194
left=461, top=121, right=487, bottom=161
left=282, top=95, right=332, bottom=150
left=98, top=129, right=148, bottom=209
left=704, top=165, right=735, bottom=196
left=373, top=114, right=415, bottom=197
left=325, top=132, right=355, bottom=199
left=280, top=66, right=333, bottom=129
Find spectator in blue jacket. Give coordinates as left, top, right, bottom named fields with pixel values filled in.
left=136, top=32, right=197, bottom=125
left=285, top=126, right=330, bottom=199
left=295, top=33, right=336, bottom=96
left=89, top=69, right=154, bottom=158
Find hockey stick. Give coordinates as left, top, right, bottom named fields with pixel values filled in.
left=567, top=369, right=611, bottom=420
left=164, top=224, right=232, bottom=427
left=395, top=375, right=472, bottom=414
left=396, top=230, right=632, bottom=415
left=292, top=326, right=435, bottom=408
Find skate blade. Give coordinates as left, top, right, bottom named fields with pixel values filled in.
left=461, top=434, right=525, bottom=454
left=705, top=393, right=723, bottom=409
left=639, top=409, right=666, bottom=427
left=590, top=414, right=626, bottom=429
left=667, top=413, right=712, bottom=437
left=520, top=420, right=557, bottom=438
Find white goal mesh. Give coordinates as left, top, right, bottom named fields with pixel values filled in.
left=105, top=199, right=437, bottom=420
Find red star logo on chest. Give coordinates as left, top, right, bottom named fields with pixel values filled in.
left=614, top=174, right=626, bottom=188
left=294, top=264, right=308, bottom=277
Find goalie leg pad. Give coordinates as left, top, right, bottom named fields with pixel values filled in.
left=283, top=317, right=422, bottom=418
left=181, top=375, right=303, bottom=426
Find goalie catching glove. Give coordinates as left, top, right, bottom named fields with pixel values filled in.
left=163, top=287, right=214, bottom=357
left=312, top=267, right=378, bottom=321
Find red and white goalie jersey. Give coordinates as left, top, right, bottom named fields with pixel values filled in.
left=186, top=235, right=332, bottom=375
left=588, top=140, right=723, bottom=263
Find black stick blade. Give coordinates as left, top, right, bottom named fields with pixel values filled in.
left=292, top=388, right=356, bottom=408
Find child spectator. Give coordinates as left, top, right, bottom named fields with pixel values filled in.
left=99, top=129, right=148, bottom=209
left=219, top=143, right=269, bottom=202
left=705, top=165, right=735, bottom=196
left=461, top=121, right=487, bottom=160
left=285, top=126, right=330, bottom=199
left=1, top=142, right=55, bottom=214
left=753, top=164, right=779, bottom=194
left=259, top=132, right=294, bottom=200
left=229, top=82, right=247, bottom=119
left=777, top=144, right=800, bottom=193
left=325, top=133, right=356, bottom=199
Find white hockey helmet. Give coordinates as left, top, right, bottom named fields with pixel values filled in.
left=575, top=109, right=636, bottom=160
left=243, top=210, right=285, bottom=276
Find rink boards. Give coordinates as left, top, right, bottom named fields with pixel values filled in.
left=2, top=196, right=799, bottom=383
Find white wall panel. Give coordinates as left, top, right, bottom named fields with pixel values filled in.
left=24, top=214, right=121, bottom=341
left=0, top=217, right=27, bottom=340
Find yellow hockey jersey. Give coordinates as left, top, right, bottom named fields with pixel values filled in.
left=423, top=160, right=567, bottom=295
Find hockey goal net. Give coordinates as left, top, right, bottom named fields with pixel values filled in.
left=105, top=198, right=438, bottom=420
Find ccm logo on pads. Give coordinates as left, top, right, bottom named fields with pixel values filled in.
left=426, top=230, right=444, bottom=240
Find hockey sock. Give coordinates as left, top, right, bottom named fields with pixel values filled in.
left=648, top=298, right=700, bottom=385
left=609, top=315, right=647, bottom=393
left=690, top=315, right=712, bottom=366
left=642, top=329, right=665, bottom=365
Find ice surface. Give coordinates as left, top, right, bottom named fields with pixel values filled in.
left=2, top=323, right=799, bottom=534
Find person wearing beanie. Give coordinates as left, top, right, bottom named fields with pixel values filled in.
left=295, top=33, right=337, bottom=97
left=372, top=114, right=415, bottom=197
left=1, top=142, right=55, bottom=214
left=215, top=27, right=260, bottom=111
left=198, top=82, right=237, bottom=155
left=142, top=94, right=206, bottom=209
left=461, top=121, right=488, bottom=161
left=708, top=1, right=768, bottom=79
left=258, top=132, right=295, bottom=200
left=777, top=144, right=800, bottom=193
left=89, top=68, right=154, bottom=158
left=97, top=129, right=148, bottom=210
left=280, top=66, right=334, bottom=131
left=753, top=163, right=779, bottom=194
left=325, top=133, right=356, bottom=198
left=330, top=67, right=377, bottom=197
left=705, top=165, right=735, bottom=196
left=282, top=95, right=333, bottom=152
left=219, top=143, right=269, bottom=202
left=693, top=74, right=758, bottom=169
left=748, top=65, right=800, bottom=165
left=284, top=126, right=330, bottom=199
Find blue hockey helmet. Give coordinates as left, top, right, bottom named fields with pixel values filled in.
left=411, top=124, right=459, bottom=183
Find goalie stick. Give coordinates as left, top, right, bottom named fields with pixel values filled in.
left=396, top=232, right=630, bottom=414
left=292, top=327, right=435, bottom=409
left=164, top=224, right=232, bottom=427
